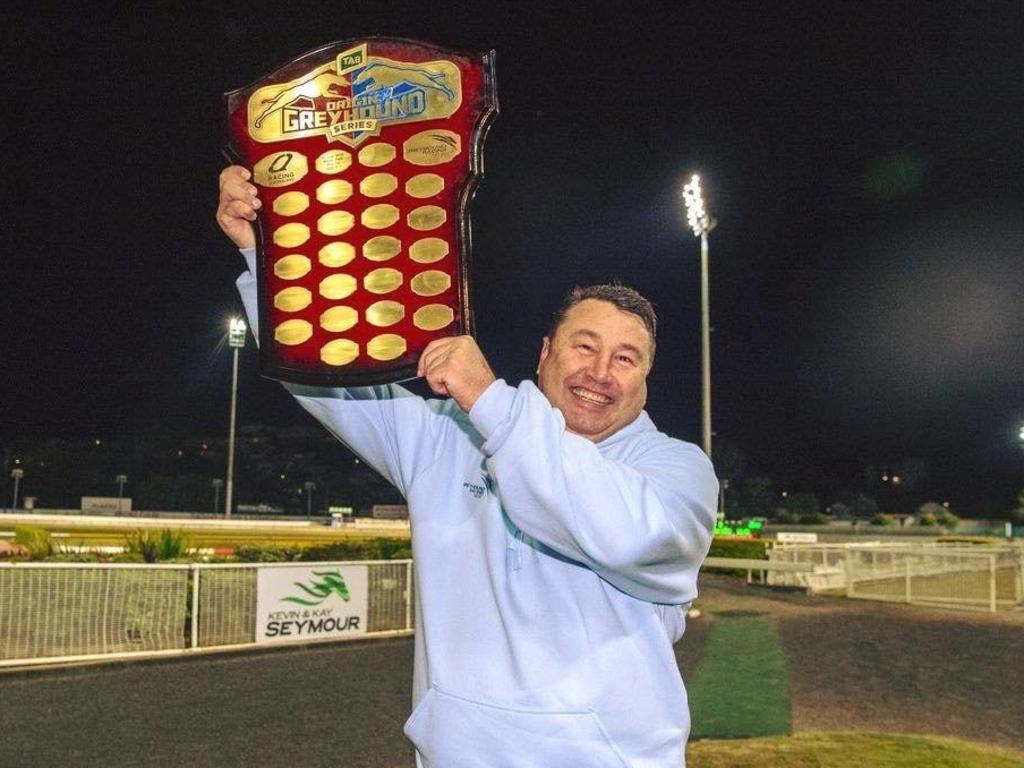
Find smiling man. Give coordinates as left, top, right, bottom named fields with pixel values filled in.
left=218, top=165, right=718, bottom=767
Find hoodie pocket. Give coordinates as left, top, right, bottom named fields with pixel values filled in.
left=404, top=687, right=630, bottom=768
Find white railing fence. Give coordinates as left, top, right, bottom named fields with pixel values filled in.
left=767, top=542, right=1024, bottom=612
left=0, top=560, right=415, bottom=668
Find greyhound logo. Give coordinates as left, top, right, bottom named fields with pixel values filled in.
left=252, top=64, right=351, bottom=129
left=352, top=63, right=456, bottom=102
left=247, top=54, right=463, bottom=146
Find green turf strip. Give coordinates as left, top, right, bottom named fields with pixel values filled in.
left=688, top=615, right=791, bottom=740
left=687, top=732, right=1024, bottom=768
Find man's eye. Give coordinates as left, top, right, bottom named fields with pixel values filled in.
left=617, top=355, right=636, bottom=366
left=577, top=343, right=595, bottom=352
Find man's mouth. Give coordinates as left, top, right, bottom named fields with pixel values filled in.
left=570, top=386, right=613, bottom=405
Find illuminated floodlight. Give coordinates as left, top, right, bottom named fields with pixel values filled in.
left=1018, top=424, right=1024, bottom=442
left=228, top=317, right=247, bottom=348
left=682, top=174, right=711, bottom=236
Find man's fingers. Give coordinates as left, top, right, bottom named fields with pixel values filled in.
left=220, top=199, right=259, bottom=222
left=219, top=165, right=251, bottom=189
left=417, top=337, right=457, bottom=377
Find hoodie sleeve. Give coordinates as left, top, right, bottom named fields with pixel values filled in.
left=235, top=251, right=447, bottom=496
left=469, top=379, right=718, bottom=603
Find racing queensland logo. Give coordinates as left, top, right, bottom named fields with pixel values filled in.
left=247, top=43, right=463, bottom=147
left=255, top=565, right=369, bottom=643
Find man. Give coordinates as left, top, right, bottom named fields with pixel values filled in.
left=217, top=166, right=718, bottom=767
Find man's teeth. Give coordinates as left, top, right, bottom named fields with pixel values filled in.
left=571, top=387, right=612, bottom=405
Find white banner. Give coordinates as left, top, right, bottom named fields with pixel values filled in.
left=255, top=565, right=368, bottom=644
left=776, top=532, right=819, bottom=543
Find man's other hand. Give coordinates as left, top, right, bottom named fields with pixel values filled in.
left=217, top=166, right=261, bottom=249
left=418, top=336, right=496, bottom=412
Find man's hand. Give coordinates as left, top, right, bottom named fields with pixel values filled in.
left=216, top=166, right=261, bottom=249
left=418, top=336, right=496, bottom=412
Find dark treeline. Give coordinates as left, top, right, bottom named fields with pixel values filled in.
left=1, top=425, right=401, bottom=516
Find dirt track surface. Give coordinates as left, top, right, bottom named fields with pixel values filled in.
left=1, top=575, right=1020, bottom=766
left=686, top=573, right=1024, bottom=750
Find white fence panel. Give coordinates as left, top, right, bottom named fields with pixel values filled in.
left=768, top=541, right=1024, bottom=613
left=0, top=564, right=188, bottom=661
left=0, top=560, right=415, bottom=667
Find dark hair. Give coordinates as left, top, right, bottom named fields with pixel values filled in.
left=548, top=283, right=657, bottom=360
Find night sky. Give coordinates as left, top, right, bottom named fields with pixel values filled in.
left=3, top=3, right=1023, bottom=513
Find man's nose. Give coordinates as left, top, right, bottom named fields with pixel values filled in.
left=585, top=354, right=613, bottom=382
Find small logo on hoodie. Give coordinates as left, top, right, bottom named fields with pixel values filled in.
left=463, top=472, right=491, bottom=499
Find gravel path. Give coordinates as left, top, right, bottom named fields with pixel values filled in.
left=687, top=573, right=1024, bottom=750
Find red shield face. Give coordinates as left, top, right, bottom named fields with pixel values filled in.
left=225, top=38, right=497, bottom=386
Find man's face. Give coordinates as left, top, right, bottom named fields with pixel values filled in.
left=537, top=298, right=653, bottom=443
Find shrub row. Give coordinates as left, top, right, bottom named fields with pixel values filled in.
left=707, top=537, right=768, bottom=560
left=233, top=537, right=412, bottom=563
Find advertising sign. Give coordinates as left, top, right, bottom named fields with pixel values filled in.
left=255, top=565, right=369, bottom=644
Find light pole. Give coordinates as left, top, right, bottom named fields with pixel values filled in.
left=212, top=478, right=224, bottom=515
left=682, top=173, right=717, bottom=460
left=225, top=317, right=247, bottom=518
left=115, top=474, right=127, bottom=514
left=304, top=481, right=316, bottom=519
left=10, top=468, right=24, bottom=513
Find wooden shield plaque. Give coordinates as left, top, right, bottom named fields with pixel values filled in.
left=225, top=38, right=497, bottom=385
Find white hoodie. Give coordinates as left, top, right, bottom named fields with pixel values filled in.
left=237, top=259, right=718, bottom=767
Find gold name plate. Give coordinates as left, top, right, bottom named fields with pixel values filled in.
left=225, top=38, right=497, bottom=386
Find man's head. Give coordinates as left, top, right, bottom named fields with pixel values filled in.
left=537, top=284, right=657, bottom=443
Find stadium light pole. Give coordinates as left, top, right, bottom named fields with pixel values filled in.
left=682, top=173, right=717, bottom=461
left=10, top=468, right=24, bottom=513
left=116, top=474, right=128, bottom=515
left=212, top=478, right=224, bottom=516
left=225, top=318, right=247, bottom=518
left=304, top=481, right=316, bottom=519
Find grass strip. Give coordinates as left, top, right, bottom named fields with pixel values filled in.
left=686, top=732, right=1024, bottom=767
left=688, top=615, right=791, bottom=740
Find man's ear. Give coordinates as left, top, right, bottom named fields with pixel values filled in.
left=536, top=336, right=551, bottom=374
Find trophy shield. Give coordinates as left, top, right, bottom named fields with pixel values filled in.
left=225, top=38, right=497, bottom=386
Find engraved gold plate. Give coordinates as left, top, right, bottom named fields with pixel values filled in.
left=358, top=143, right=396, bottom=167
left=253, top=151, right=309, bottom=187
left=316, top=179, right=353, bottom=204
left=316, top=149, right=352, bottom=174
left=364, top=268, right=403, bottom=294
left=405, top=173, right=445, bottom=198
left=320, top=305, right=358, bottom=332
left=403, top=130, right=461, bottom=166
left=413, top=304, right=455, bottom=331
left=318, top=210, right=355, bottom=236
left=366, top=300, right=405, bottom=327
left=275, top=319, right=313, bottom=346
left=274, top=286, right=313, bottom=312
left=360, top=173, right=399, bottom=198
left=274, top=223, right=311, bottom=248
left=363, top=235, right=402, bottom=262
left=226, top=38, right=497, bottom=385
left=320, top=339, right=359, bottom=366
left=274, top=254, right=312, bottom=280
left=408, top=205, right=446, bottom=231
left=411, top=270, right=451, bottom=296
left=319, top=242, right=355, bottom=267
left=273, top=192, right=310, bottom=216
left=367, top=333, right=407, bottom=361
left=409, top=238, right=450, bottom=263
left=320, top=273, right=357, bottom=299
left=362, top=204, right=400, bottom=229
